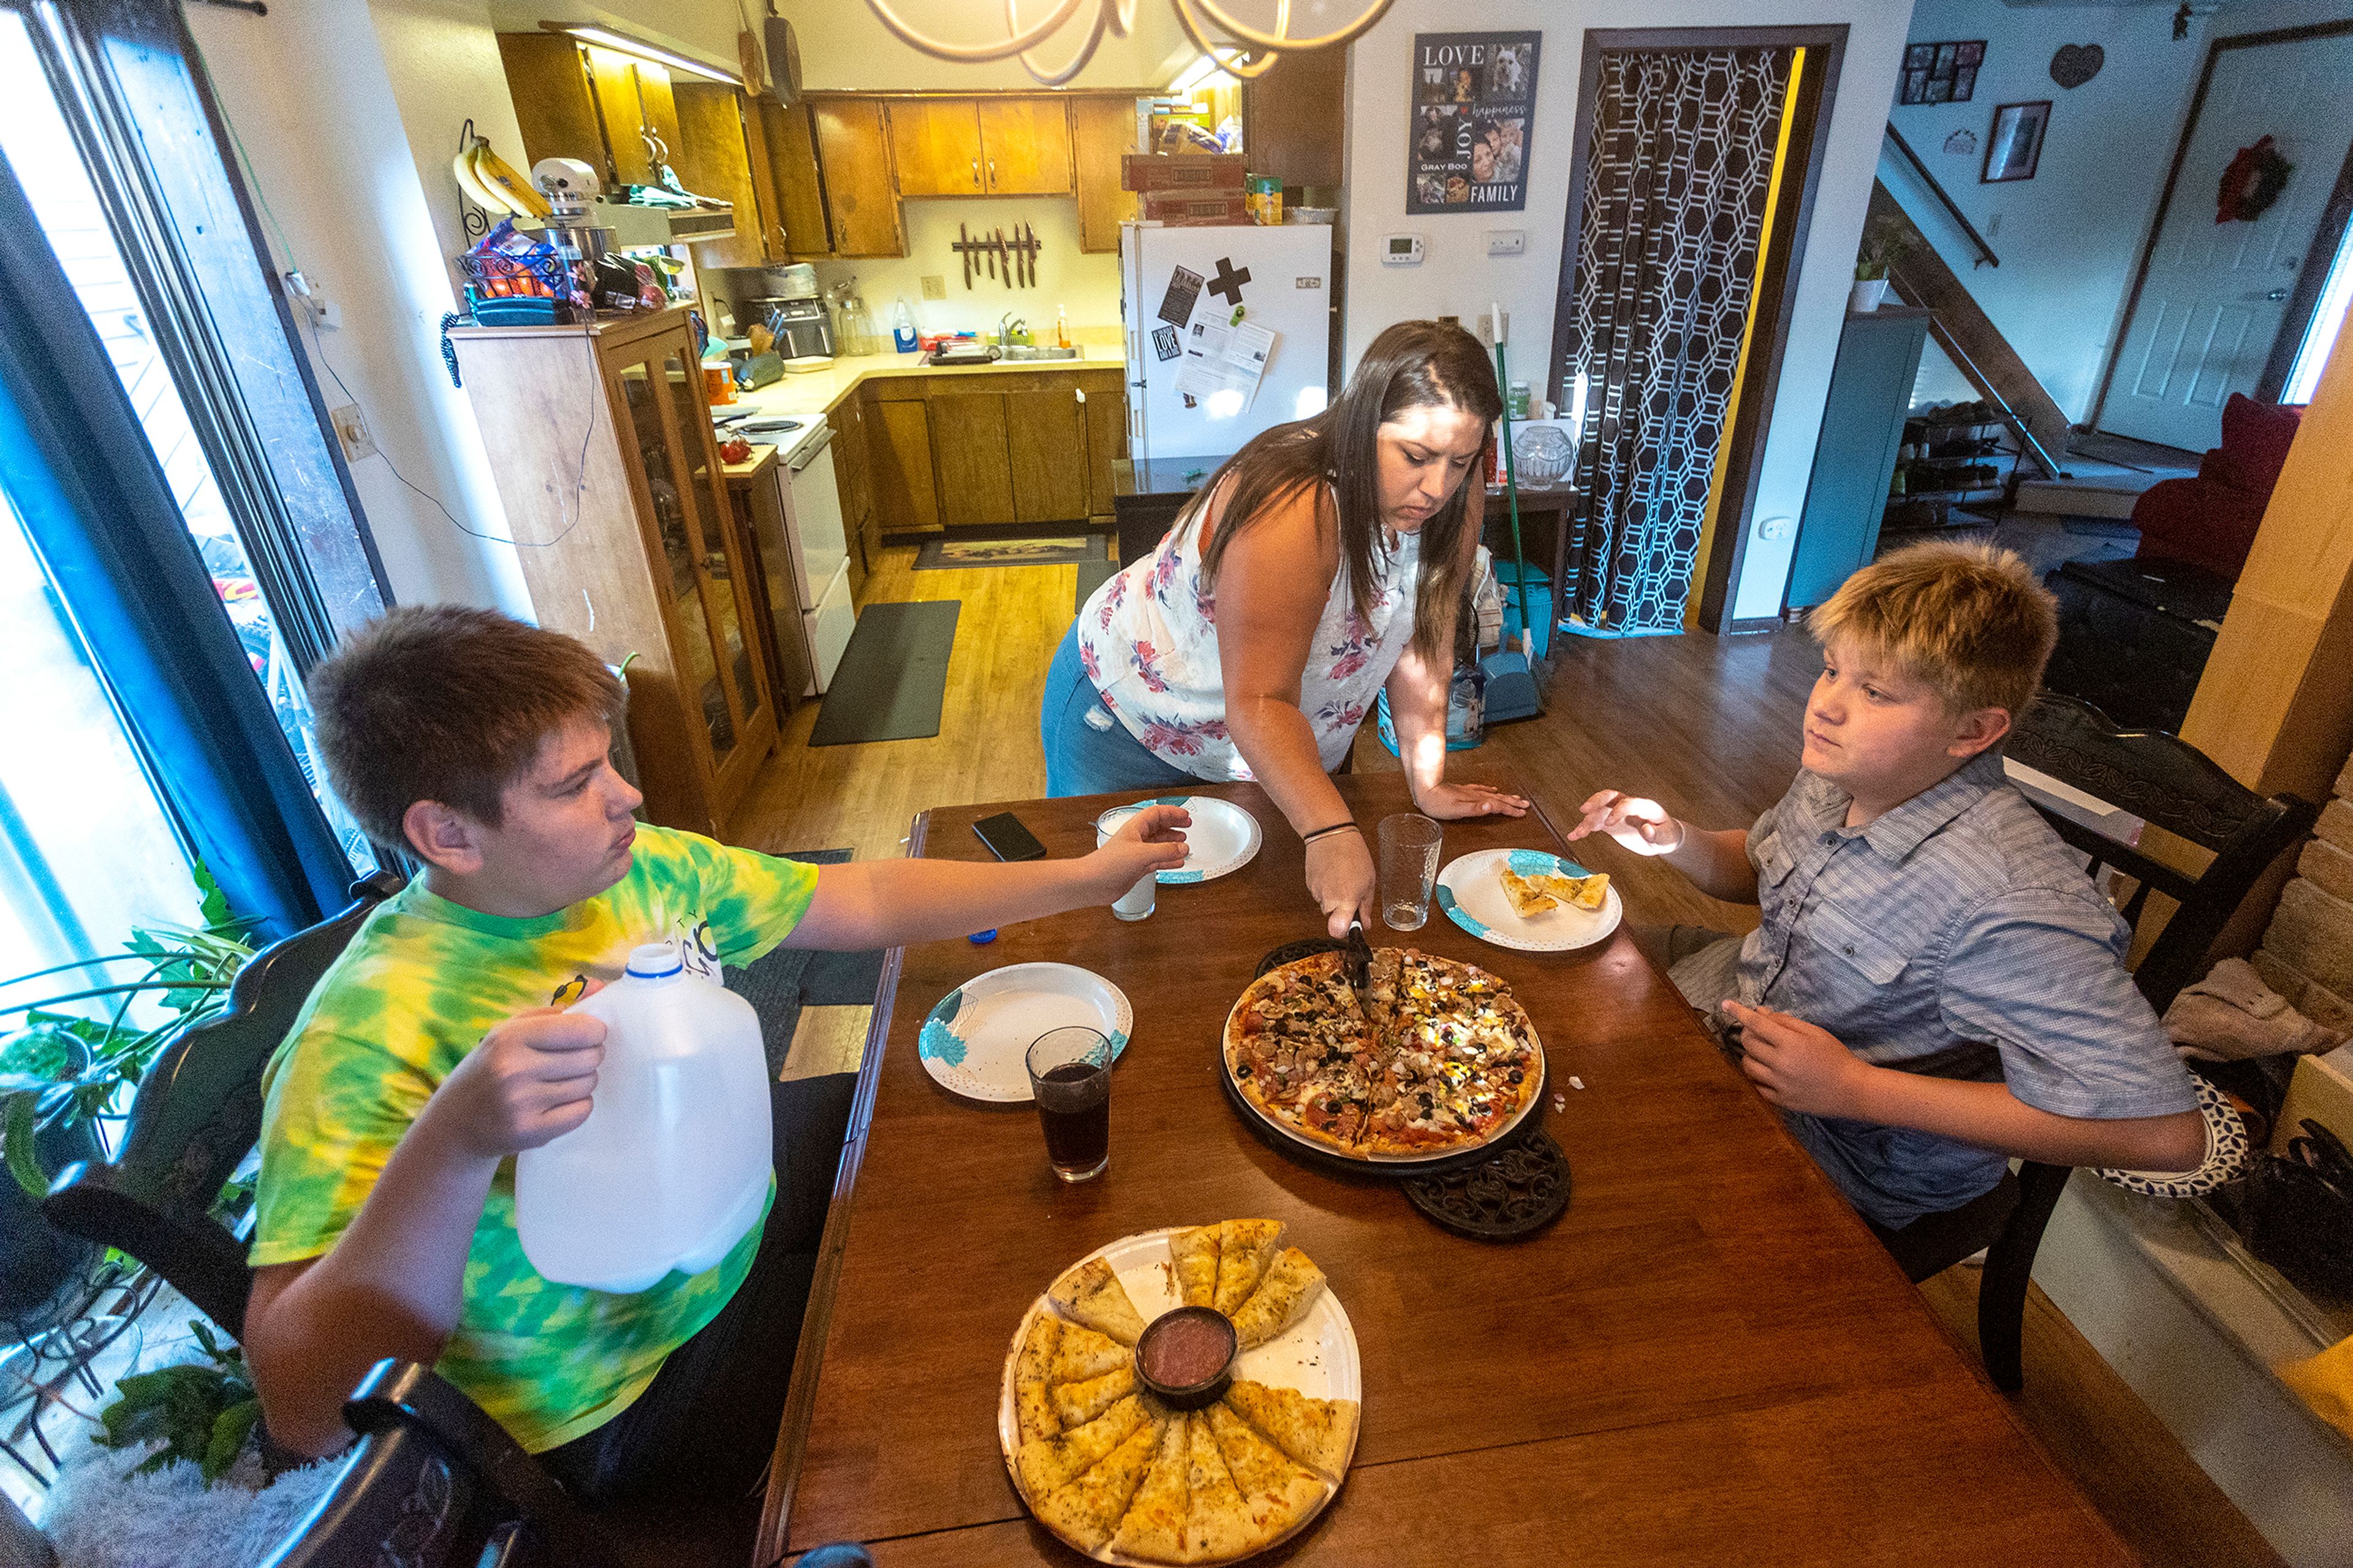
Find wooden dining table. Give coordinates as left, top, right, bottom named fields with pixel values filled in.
left=757, top=774, right=2132, bottom=1566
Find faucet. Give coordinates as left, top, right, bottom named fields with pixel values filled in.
left=1000, top=312, right=1028, bottom=349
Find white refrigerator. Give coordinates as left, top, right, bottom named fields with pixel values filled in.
left=1120, top=222, right=1333, bottom=464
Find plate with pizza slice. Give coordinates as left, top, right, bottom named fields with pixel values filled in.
left=1435, top=847, right=1623, bottom=953
left=1222, top=948, right=1545, bottom=1168
left=999, top=1222, right=1361, bottom=1564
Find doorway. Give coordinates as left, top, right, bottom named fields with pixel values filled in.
left=2096, top=21, right=2353, bottom=449
left=1548, top=26, right=1845, bottom=638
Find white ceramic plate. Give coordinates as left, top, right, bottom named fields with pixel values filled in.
left=1111, top=796, right=1261, bottom=884
left=1435, top=847, right=1624, bottom=954
left=916, top=963, right=1132, bottom=1102
left=997, top=1227, right=1360, bottom=1564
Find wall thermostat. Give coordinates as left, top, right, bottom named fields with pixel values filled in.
left=1382, top=233, right=1425, bottom=267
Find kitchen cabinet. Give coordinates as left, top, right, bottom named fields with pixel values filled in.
left=722, top=449, right=814, bottom=719
left=813, top=98, right=905, bottom=257
left=588, top=50, right=683, bottom=189
left=447, top=307, right=776, bottom=839
left=1241, top=47, right=1347, bottom=195
left=498, top=33, right=609, bottom=180
left=1007, top=387, right=1090, bottom=524
left=976, top=99, right=1074, bottom=194
left=931, top=392, right=1017, bottom=529
left=759, top=100, right=834, bottom=260
left=885, top=97, right=1072, bottom=197
left=828, top=397, right=874, bottom=597
left=1072, top=95, right=1139, bottom=252
left=672, top=83, right=769, bottom=269
left=886, top=98, right=985, bottom=196
left=1081, top=369, right=1126, bottom=518
left=867, top=392, right=940, bottom=533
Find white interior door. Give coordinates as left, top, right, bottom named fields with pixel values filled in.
left=2101, top=29, right=2353, bottom=450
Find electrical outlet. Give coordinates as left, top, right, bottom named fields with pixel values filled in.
left=920, top=275, right=947, bottom=300
left=1485, top=230, right=1526, bottom=257
left=330, top=404, right=377, bottom=463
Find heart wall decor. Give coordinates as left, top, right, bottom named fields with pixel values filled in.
left=2051, top=43, right=2104, bottom=89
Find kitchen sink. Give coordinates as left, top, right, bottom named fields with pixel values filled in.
left=999, top=344, right=1082, bottom=361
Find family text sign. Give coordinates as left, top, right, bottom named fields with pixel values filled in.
left=1408, top=31, right=1540, bottom=214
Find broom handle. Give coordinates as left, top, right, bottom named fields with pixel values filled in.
left=1493, top=335, right=1532, bottom=653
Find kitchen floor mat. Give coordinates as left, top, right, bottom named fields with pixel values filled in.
left=806, top=600, right=960, bottom=746
left=1074, top=556, right=1115, bottom=612
left=913, top=533, right=1104, bottom=570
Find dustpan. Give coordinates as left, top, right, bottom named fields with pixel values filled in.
left=1480, top=306, right=1544, bottom=724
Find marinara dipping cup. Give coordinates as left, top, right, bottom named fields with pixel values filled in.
left=1134, top=1306, right=1238, bottom=1409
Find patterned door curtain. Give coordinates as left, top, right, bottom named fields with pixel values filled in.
left=1559, top=46, right=1792, bottom=635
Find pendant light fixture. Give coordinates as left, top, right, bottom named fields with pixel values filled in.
left=861, top=0, right=1393, bottom=86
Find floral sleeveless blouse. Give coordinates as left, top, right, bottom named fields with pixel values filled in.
left=1075, top=490, right=1423, bottom=781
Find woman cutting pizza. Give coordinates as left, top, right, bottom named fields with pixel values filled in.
left=1040, top=319, right=1527, bottom=936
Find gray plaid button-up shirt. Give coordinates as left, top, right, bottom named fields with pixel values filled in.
left=1671, top=749, right=2197, bottom=1227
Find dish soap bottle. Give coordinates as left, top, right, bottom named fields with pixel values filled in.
left=1055, top=304, right=1070, bottom=349
left=892, top=297, right=917, bottom=354
left=514, top=941, right=772, bottom=1293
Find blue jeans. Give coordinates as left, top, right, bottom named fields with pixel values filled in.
left=1039, top=623, right=1199, bottom=797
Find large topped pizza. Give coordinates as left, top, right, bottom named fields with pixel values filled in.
left=1003, top=1221, right=1360, bottom=1564
left=1224, top=948, right=1542, bottom=1159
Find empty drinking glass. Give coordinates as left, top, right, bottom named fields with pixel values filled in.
left=1378, top=813, right=1444, bottom=931
left=1027, top=1027, right=1114, bottom=1182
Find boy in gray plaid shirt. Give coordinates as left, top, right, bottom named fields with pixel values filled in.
left=1570, top=543, right=2203, bottom=1257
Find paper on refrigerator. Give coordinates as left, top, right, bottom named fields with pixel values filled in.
left=1174, top=307, right=1278, bottom=411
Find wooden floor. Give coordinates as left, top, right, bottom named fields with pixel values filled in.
left=735, top=543, right=2282, bottom=1568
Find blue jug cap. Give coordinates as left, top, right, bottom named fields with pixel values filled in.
left=626, top=942, right=684, bottom=978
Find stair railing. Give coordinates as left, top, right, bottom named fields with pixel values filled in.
left=1884, top=123, right=1999, bottom=271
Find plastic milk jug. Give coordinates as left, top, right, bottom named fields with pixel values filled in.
left=515, top=942, right=771, bottom=1292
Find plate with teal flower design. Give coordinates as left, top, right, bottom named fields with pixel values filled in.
left=1436, top=848, right=1623, bottom=953
left=1105, top=796, right=1261, bottom=884
left=917, top=962, right=1134, bottom=1102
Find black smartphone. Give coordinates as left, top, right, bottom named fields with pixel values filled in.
left=972, top=811, right=1047, bottom=862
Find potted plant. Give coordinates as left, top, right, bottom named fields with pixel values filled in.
left=0, top=866, right=255, bottom=1328
left=1852, top=214, right=1914, bottom=314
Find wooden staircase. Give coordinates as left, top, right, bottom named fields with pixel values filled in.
left=1868, top=178, right=2072, bottom=479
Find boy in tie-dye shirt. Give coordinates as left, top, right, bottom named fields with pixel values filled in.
left=246, top=607, right=1186, bottom=1502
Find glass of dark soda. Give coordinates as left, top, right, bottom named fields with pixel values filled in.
left=1026, top=1027, right=1114, bottom=1182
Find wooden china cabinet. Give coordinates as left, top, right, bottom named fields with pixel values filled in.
left=450, top=306, right=776, bottom=839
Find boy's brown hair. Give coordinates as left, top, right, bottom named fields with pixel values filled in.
left=1808, top=540, right=2057, bottom=718
left=308, top=606, right=622, bottom=851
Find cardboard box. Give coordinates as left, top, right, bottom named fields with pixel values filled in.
left=1139, top=192, right=1254, bottom=226
left=1122, top=153, right=1246, bottom=193
left=2273, top=1047, right=2353, bottom=1155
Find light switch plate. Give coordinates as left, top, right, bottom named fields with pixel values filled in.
left=920, top=275, right=947, bottom=300
left=329, top=404, right=377, bottom=463
left=1485, top=230, right=1526, bottom=257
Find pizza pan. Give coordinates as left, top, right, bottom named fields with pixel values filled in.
left=917, top=963, right=1131, bottom=1102
left=1435, top=848, right=1623, bottom=953
left=1219, top=953, right=1547, bottom=1178
left=998, top=1227, right=1359, bottom=1565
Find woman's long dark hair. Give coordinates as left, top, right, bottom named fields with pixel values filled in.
left=1195, top=319, right=1502, bottom=658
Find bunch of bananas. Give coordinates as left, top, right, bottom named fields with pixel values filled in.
left=452, top=135, right=551, bottom=221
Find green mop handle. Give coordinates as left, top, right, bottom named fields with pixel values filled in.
left=1492, top=313, right=1532, bottom=656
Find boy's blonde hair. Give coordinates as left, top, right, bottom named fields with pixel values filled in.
left=1808, top=540, right=2056, bottom=718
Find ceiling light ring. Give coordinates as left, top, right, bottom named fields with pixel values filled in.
left=1009, top=0, right=1123, bottom=87
left=1182, top=0, right=1391, bottom=53
left=865, top=0, right=1090, bottom=63
left=1170, top=0, right=1279, bottom=80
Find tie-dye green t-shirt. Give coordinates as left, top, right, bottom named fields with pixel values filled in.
left=252, top=825, right=819, bottom=1452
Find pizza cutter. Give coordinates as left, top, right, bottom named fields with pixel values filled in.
left=1344, top=918, right=1374, bottom=1015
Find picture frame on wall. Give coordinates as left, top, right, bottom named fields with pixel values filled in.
left=1897, top=37, right=1986, bottom=105
left=1982, top=99, right=2050, bottom=183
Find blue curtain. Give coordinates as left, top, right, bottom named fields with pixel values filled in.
left=0, top=161, right=350, bottom=938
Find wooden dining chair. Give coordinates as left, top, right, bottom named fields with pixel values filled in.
left=41, top=871, right=405, bottom=1338
left=1902, top=693, right=2318, bottom=1392
left=255, top=1359, right=622, bottom=1568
